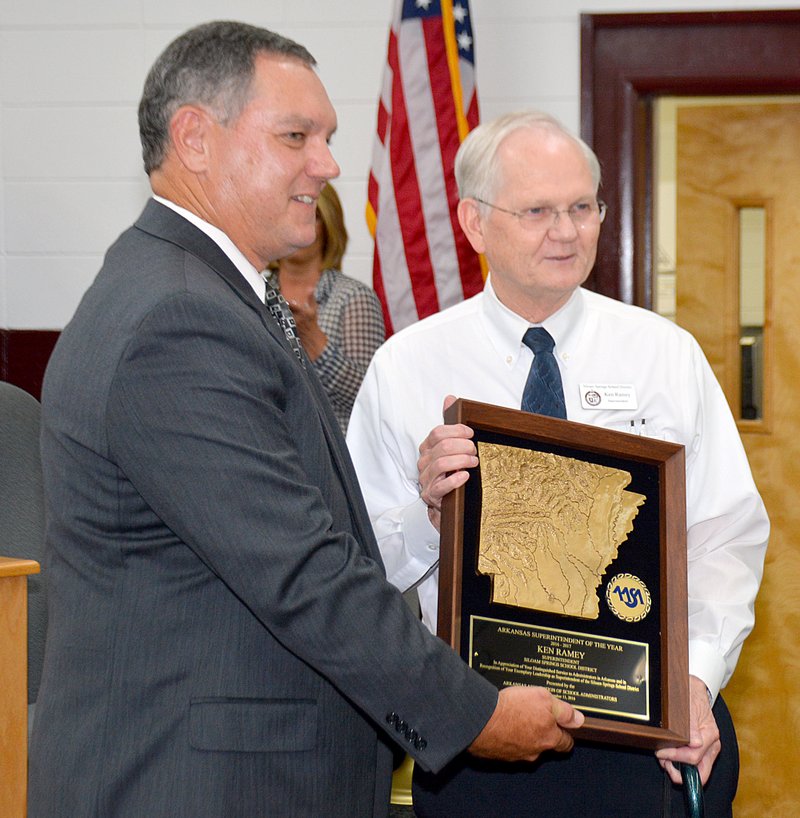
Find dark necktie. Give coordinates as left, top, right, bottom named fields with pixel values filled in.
left=521, top=327, right=566, bottom=419
left=263, top=284, right=306, bottom=368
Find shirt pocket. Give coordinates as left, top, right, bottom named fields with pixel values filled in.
left=603, top=417, right=675, bottom=442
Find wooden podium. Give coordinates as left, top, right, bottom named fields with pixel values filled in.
left=0, top=556, right=40, bottom=818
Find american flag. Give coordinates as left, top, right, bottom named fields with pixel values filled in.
left=367, top=0, right=484, bottom=336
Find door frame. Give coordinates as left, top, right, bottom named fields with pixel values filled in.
left=580, top=10, right=800, bottom=308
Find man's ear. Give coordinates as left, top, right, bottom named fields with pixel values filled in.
left=457, top=198, right=487, bottom=254
left=168, top=105, right=213, bottom=173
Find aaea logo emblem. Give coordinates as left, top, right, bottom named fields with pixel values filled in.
left=606, top=573, right=651, bottom=622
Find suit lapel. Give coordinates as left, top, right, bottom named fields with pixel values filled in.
left=134, top=199, right=290, bottom=352
left=134, top=200, right=381, bottom=563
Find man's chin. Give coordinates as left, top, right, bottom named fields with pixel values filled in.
left=546, top=266, right=592, bottom=290
left=271, top=233, right=316, bottom=261
left=291, top=228, right=318, bottom=251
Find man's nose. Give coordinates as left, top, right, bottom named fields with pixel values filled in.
left=547, top=209, right=579, bottom=239
left=312, top=142, right=340, bottom=181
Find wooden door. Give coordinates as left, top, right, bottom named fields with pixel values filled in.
left=676, top=102, right=800, bottom=816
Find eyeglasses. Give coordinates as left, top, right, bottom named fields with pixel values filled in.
left=473, top=198, right=607, bottom=230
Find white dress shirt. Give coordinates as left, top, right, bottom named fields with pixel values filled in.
left=347, top=278, right=769, bottom=699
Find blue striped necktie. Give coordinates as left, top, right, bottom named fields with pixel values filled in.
left=521, top=327, right=566, bottom=419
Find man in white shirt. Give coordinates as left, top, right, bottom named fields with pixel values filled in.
left=347, top=109, right=768, bottom=817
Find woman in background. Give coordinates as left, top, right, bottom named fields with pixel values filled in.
left=268, top=183, right=385, bottom=432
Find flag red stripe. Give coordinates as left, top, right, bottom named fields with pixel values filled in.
left=376, top=99, right=389, bottom=147
left=370, top=243, right=394, bottom=336
left=387, top=26, right=440, bottom=319
left=367, top=171, right=379, bottom=222
left=422, top=20, right=483, bottom=302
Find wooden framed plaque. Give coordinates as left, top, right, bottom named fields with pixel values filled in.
left=438, top=399, right=689, bottom=750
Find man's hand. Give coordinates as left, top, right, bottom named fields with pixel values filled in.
left=469, top=685, right=584, bottom=763
left=655, top=675, right=721, bottom=785
left=417, top=395, right=478, bottom=531
left=287, top=293, right=327, bottom=361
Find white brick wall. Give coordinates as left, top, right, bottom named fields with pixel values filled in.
left=1, top=0, right=798, bottom=328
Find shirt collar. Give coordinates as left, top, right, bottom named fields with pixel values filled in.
left=480, top=276, right=532, bottom=367
left=152, top=195, right=266, bottom=303
left=541, top=288, right=585, bottom=368
left=314, top=268, right=335, bottom=304
left=480, top=275, right=586, bottom=368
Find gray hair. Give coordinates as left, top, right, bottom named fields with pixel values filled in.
left=138, top=21, right=315, bottom=174
left=454, top=109, right=602, bottom=203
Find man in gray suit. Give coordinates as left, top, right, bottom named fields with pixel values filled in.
left=27, top=22, right=583, bottom=817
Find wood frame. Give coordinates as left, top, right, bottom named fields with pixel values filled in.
left=438, top=399, right=688, bottom=750
left=580, top=9, right=800, bottom=309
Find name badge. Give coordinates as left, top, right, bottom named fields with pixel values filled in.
left=579, top=383, right=638, bottom=411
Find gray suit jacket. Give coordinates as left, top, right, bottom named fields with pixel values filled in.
left=28, top=200, right=496, bottom=818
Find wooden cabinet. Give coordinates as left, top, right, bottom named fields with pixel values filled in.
left=0, top=557, right=40, bottom=818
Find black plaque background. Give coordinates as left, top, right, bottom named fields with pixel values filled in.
left=459, top=427, right=663, bottom=727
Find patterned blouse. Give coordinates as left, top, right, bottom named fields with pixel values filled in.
left=268, top=268, right=385, bottom=432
